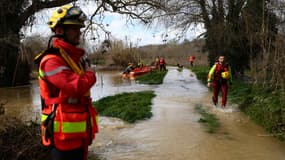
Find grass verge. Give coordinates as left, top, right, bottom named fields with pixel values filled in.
left=136, top=70, right=168, bottom=85
left=191, top=65, right=285, bottom=140
left=92, top=91, right=156, bottom=123
left=195, top=104, right=220, bottom=133
left=190, top=66, right=209, bottom=85
left=226, top=79, right=285, bottom=140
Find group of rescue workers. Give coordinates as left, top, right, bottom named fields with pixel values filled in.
left=34, top=4, right=232, bottom=160
left=123, top=56, right=167, bottom=74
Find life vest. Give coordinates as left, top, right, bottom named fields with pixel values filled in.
left=35, top=47, right=98, bottom=150
left=189, top=56, right=195, bottom=62
left=159, top=58, right=165, bottom=65
left=207, top=63, right=231, bottom=83
left=214, top=63, right=224, bottom=80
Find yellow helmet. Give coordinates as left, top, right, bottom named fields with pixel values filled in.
left=221, top=71, right=230, bottom=79
left=48, top=5, right=87, bottom=31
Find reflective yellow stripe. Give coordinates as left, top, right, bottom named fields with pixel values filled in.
left=96, top=115, right=99, bottom=126
left=60, top=121, right=86, bottom=133
left=41, top=114, right=60, bottom=132
left=39, top=69, right=45, bottom=79
left=41, top=114, right=48, bottom=122
left=90, top=115, right=99, bottom=127
left=41, top=119, right=88, bottom=133
left=54, top=121, right=60, bottom=132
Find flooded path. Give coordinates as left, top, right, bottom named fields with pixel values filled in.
left=91, top=67, right=285, bottom=160
left=1, top=67, right=285, bottom=159
left=0, top=70, right=156, bottom=123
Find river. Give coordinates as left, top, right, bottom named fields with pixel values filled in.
left=0, top=67, right=285, bottom=160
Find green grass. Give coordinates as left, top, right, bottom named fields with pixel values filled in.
left=190, top=66, right=209, bottom=85
left=92, top=91, right=156, bottom=123
left=136, top=70, right=168, bottom=85
left=236, top=86, right=285, bottom=140
left=191, top=66, right=285, bottom=140
left=227, top=79, right=252, bottom=104
left=195, top=104, right=220, bottom=133
left=227, top=79, right=285, bottom=140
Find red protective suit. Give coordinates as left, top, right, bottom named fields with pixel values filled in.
left=36, top=38, right=98, bottom=160
left=207, top=63, right=232, bottom=107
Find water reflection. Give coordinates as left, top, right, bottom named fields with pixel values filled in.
left=91, top=71, right=157, bottom=101
left=0, top=82, right=41, bottom=123
left=1, top=68, right=285, bottom=160
left=0, top=70, right=155, bottom=123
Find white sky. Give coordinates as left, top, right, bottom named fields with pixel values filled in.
left=22, top=1, right=205, bottom=47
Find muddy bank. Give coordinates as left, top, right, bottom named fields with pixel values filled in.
left=0, top=115, right=50, bottom=160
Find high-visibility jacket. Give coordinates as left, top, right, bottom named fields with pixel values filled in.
left=189, top=56, right=195, bottom=62
left=207, top=63, right=232, bottom=83
left=35, top=38, right=98, bottom=151
left=159, top=58, right=165, bottom=65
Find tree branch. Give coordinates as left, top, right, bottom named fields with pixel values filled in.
left=19, top=0, right=76, bottom=26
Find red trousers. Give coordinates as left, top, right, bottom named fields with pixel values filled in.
left=212, top=81, right=228, bottom=106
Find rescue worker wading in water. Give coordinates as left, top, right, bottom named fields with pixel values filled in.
left=207, top=55, right=232, bottom=109
left=34, top=5, right=98, bottom=160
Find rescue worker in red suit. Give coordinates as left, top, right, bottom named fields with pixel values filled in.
left=159, top=57, right=166, bottom=71
left=188, top=55, right=195, bottom=67
left=34, top=5, right=98, bottom=160
left=207, top=55, right=232, bottom=109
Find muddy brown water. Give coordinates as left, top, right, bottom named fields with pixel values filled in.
left=1, top=67, right=285, bottom=160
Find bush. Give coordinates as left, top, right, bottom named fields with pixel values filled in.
left=190, top=66, right=209, bottom=85
left=0, top=116, right=50, bottom=160
left=237, top=87, right=285, bottom=140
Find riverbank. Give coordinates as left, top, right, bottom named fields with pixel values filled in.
left=136, top=70, right=168, bottom=85
left=0, top=115, right=50, bottom=160
left=191, top=66, right=285, bottom=140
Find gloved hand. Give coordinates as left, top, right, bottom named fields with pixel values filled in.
left=207, top=82, right=211, bottom=88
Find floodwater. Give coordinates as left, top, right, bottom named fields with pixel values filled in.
left=0, top=70, right=155, bottom=123
left=1, top=67, right=285, bottom=160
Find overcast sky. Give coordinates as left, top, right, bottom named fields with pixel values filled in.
left=22, top=1, right=205, bottom=47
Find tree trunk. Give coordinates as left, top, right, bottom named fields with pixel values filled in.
left=0, top=6, right=30, bottom=87
left=0, top=0, right=75, bottom=87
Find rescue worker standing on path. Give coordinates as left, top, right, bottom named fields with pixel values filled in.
left=34, top=5, right=98, bottom=160
left=207, top=55, right=232, bottom=109
left=188, top=55, right=195, bottom=67
left=159, top=57, right=166, bottom=71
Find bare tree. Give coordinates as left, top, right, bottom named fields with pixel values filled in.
left=156, top=0, right=281, bottom=76
left=0, top=0, right=75, bottom=86
left=0, top=0, right=167, bottom=87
